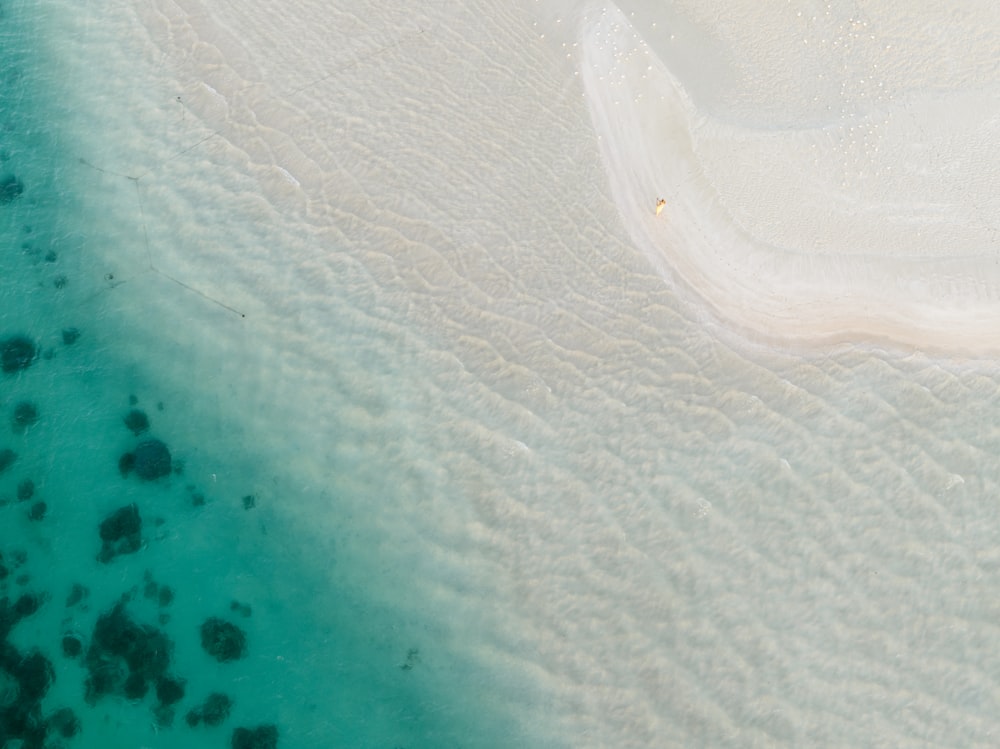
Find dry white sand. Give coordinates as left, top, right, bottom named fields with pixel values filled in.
left=580, top=1, right=1000, bottom=353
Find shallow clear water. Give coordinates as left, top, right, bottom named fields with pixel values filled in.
left=0, top=4, right=535, bottom=748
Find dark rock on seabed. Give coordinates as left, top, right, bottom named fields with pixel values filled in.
left=123, top=408, right=149, bottom=435
left=46, top=706, right=81, bottom=738
left=16, top=479, right=33, bottom=500
left=0, top=585, right=76, bottom=748
left=97, top=504, right=142, bottom=562
left=200, top=617, right=247, bottom=662
left=1, top=335, right=36, bottom=373
left=84, top=602, right=174, bottom=706
left=132, top=438, right=172, bottom=480
left=118, top=451, right=135, bottom=476
left=123, top=671, right=148, bottom=700
left=156, top=674, right=186, bottom=706
left=232, top=724, right=278, bottom=749
left=11, top=401, right=38, bottom=431
left=61, top=634, right=83, bottom=658
left=0, top=175, right=23, bottom=203
left=187, top=691, right=233, bottom=727
left=65, top=583, right=88, bottom=608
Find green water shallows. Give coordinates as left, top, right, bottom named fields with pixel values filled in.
left=0, top=3, right=535, bottom=748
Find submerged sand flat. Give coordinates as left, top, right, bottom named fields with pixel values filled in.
left=580, top=1, right=1000, bottom=352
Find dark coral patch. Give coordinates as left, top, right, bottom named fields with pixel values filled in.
left=100, top=504, right=141, bottom=542
left=158, top=586, right=174, bottom=608
left=46, top=707, right=81, bottom=738
left=12, top=593, right=43, bottom=621
left=187, top=691, right=233, bottom=727
left=203, top=692, right=234, bottom=725
left=61, top=634, right=83, bottom=658
left=123, top=672, right=148, bottom=700
left=98, top=504, right=142, bottom=562
left=16, top=650, right=55, bottom=703
left=1, top=335, right=36, bottom=373
left=65, top=583, right=88, bottom=608
left=11, top=401, right=38, bottom=431
left=0, top=590, right=41, bottom=640
left=133, top=439, right=171, bottom=480
left=61, top=327, right=81, bottom=345
left=0, top=449, right=16, bottom=474
left=156, top=675, right=185, bottom=706
left=200, top=617, right=247, bottom=662
left=83, top=659, right=124, bottom=704
left=232, top=724, right=278, bottom=749
left=118, top=451, right=135, bottom=477
left=16, top=479, right=33, bottom=501
left=85, top=602, right=173, bottom=706
left=0, top=174, right=23, bottom=204
left=123, top=409, right=149, bottom=436
left=0, top=595, right=69, bottom=749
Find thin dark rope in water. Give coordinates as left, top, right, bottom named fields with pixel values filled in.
left=133, top=130, right=221, bottom=182
left=152, top=269, right=247, bottom=318
left=133, top=180, right=154, bottom=270
left=77, top=157, right=140, bottom=181
left=134, top=180, right=247, bottom=318
left=76, top=267, right=247, bottom=320
left=77, top=150, right=247, bottom=319
left=79, top=129, right=221, bottom=183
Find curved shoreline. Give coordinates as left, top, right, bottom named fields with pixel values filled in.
left=579, top=3, right=1000, bottom=354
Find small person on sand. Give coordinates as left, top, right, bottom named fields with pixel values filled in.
left=655, top=198, right=666, bottom=216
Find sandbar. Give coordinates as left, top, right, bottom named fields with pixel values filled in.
left=579, top=2, right=1000, bottom=354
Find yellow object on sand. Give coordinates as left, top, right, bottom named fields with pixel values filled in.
left=655, top=198, right=666, bottom=216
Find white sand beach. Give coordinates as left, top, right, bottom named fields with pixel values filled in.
left=580, top=1, right=1000, bottom=353
left=15, top=0, right=1000, bottom=746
